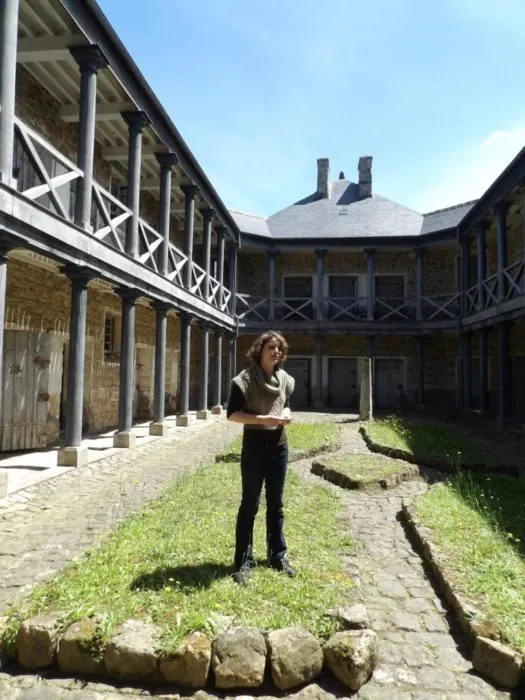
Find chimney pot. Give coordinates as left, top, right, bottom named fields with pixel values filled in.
left=317, top=158, right=330, bottom=198
left=358, top=156, right=373, bottom=198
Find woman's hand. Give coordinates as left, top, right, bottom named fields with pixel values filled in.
left=280, top=408, right=292, bottom=425
left=258, top=415, right=285, bottom=427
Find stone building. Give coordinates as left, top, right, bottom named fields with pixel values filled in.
left=1, top=0, right=524, bottom=468
left=232, top=157, right=525, bottom=421
left=0, top=0, right=239, bottom=464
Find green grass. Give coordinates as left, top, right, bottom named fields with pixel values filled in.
left=319, top=454, right=412, bottom=484
left=3, top=459, right=354, bottom=654
left=415, top=472, right=525, bottom=653
left=223, top=422, right=340, bottom=457
left=367, top=416, right=504, bottom=467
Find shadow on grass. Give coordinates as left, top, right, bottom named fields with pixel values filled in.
left=131, top=559, right=269, bottom=592
left=131, top=563, right=233, bottom=591
left=449, top=471, right=525, bottom=560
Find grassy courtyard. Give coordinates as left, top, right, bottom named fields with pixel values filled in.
left=2, top=424, right=354, bottom=655
left=366, top=415, right=519, bottom=468
left=415, top=471, right=525, bottom=653
left=217, top=421, right=340, bottom=460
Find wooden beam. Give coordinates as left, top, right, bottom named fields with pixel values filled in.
left=102, top=144, right=167, bottom=161
left=60, top=100, right=136, bottom=123
left=140, top=176, right=189, bottom=191
left=17, top=35, right=86, bottom=63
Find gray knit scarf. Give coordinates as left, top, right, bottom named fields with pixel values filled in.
left=232, top=364, right=295, bottom=430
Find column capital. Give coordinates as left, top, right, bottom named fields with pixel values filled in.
left=62, top=264, right=97, bottom=286
left=267, top=248, right=279, bottom=259
left=364, top=247, right=376, bottom=257
left=116, top=286, right=141, bottom=302
left=181, top=183, right=199, bottom=199
left=69, top=44, right=109, bottom=73
left=197, top=319, right=210, bottom=331
left=493, top=200, right=510, bottom=215
left=121, top=110, right=150, bottom=133
left=476, top=221, right=488, bottom=235
left=153, top=300, right=171, bottom=314
left=414, top=246, right=425, bottom=259
left=315, top=248, right=327, bottom=258
left=200, top=207, right=215, bottom=222
left=0, top=238, right=16, bottom=262
left=215, top=225, right=228, bottom=238
left=155, top=152, right=178, bottom=170
left=179, top=310, right=193, bottom=324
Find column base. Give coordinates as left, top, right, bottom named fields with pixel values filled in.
left=196, top=409, right=210, bottom=420
left=149, top=421, right=167, bottom=436
left=176, top=414, right=190, bottom=427
left=57, top=445, right=89, bottom=468
left=0, top=471, right=8, bottom=499
left=211, top=405, right=223, bottom=415
left=113, top=431, right=136, bottom=448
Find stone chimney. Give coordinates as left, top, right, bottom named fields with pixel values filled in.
left=317, top=158, right=330, bottom=198
left=358, top=156, right=373, bottom=198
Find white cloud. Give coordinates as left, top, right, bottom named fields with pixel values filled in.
left=411, top=125, right=525, bottom=212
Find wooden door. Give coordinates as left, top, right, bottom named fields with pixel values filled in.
left=285, top=358, right=310, bottom=408
left=1, top=331, right=53, bottom=451
left=328, top=358, right=358, bottom=409
left=375, top=359, right=404, bottom=409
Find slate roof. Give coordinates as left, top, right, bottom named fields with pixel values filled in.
left=230, top=178, right=478, bottom=241
left=421, top=200, right=478, bottom=235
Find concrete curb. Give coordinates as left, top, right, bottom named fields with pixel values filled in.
left=401, top=499, right=525, bottom=690
left=359, top=426, right=521, bottom=478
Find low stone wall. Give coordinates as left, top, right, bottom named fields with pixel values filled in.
left=401, top=500, right=525, bottom=690
left=311, top=459, right=419, bottom=491
left=359, top=427, right=521, bottom=478
left=215, top=439, right=342, bottom=464
left=2, top=607, right=377, bottom=693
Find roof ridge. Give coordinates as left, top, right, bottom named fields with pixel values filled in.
left=229, top=208, right=266, bottom=220
left=424, top=199, right=478, bottom=216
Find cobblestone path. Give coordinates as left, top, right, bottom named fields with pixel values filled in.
left=0, top=416, right=517, bottom=698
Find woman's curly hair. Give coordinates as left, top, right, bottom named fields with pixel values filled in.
left=246, top=331, right=288, bottom=369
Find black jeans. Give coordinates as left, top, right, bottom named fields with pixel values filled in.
left=234, top=439, right=289, bottom=570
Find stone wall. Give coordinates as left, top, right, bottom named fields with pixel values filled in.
left=4, top=257, right=182, bottom=445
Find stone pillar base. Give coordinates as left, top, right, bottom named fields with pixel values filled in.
left=211, top=405, right=223, bottom=415
left=176, top=414, right=190, bottom=427
left=57, top=445, right=89, bottom=468
left=0, top=471, right=8, bottom=499
left=149, top=421, right=167, bottom=436
left=113, top=431, right=136, bottom=449
left=196, top=409, right=209, bottom=420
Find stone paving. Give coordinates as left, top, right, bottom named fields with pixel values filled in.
left=0, top=415, right=519, bottom=698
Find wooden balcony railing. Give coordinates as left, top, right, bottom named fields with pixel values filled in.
left=465, top=261, right=524, bottom=315
left=9, top=117, right=232, bottom=314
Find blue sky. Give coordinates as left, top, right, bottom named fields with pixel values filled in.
left=99, top=0, right=525, bottom=217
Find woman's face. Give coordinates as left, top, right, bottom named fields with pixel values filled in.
left=261, top=337, right=283, bottom=369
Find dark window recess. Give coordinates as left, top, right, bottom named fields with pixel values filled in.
left=104, top=316, right=116, bottom=359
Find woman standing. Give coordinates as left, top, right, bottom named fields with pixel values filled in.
left=227, top=331, right=295, bottom=585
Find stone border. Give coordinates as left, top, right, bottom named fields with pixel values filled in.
left=1, top=610, right=377, bottom=693
left=359, top=426, right=521, bottom=478
left=401, top=499, right=525, bottom=690
left=215, top=440, right=342, bottom=464
left=311, top=458, right=419, bottom=491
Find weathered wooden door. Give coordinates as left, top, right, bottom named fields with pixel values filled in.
left=1, top=331, right=53, bottom=451
left=375, top=359, right=404, bottom=409
left=328, top=358, right=358, bottom=409
left=285, top=358, right=310, bottom=408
